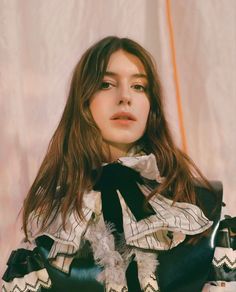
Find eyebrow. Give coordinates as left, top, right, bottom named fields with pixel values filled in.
left=104, top=71, right=147, bottom=79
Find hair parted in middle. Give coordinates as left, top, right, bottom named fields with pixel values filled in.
left=22, top=36, right=209, bottom=238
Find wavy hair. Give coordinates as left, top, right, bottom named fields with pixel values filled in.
left=23, top=36, right=210, bottom=239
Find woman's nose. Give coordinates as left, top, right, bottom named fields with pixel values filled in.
left=117, top=85, right=132, bottom=105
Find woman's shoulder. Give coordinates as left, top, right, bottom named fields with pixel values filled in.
left=194, top=180, right=223, bottom=221
left=194, top=180, right=223, bottom=201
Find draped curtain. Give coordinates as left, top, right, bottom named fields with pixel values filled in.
left=0, top=0, right=235, bottom=279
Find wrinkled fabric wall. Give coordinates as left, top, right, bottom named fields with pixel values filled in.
left=0, top=0, right=235, bottom=279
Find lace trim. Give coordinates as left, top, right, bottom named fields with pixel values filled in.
left=2, top=269, right=51, bottom=292
left=213, top=247, right=236, bottom=269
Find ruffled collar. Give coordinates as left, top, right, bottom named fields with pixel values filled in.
left=26, top=153, right=213, bottom=282
left=23, top=153, right=214, bottom=291
left=117, top=153, right=165, bottom=183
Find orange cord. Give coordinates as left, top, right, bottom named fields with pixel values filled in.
left=166, top=0, right=188, bottom=153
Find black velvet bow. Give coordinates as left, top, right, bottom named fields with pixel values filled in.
left=93, top=163, right=155, bottom=234
left=2, top=248, right=45, bottom=282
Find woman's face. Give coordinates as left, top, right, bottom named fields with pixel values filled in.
left=89, top=49, right=150, bottom=158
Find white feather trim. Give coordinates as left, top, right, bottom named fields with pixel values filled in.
left=84, top=216, right=128, bottom=286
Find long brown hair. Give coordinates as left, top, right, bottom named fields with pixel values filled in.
left=23, top=36, right=210, bottom=239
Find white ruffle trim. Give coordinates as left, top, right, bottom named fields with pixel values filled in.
left=118, top=153, right=164, bottom=183
left=26, top=190, right=100, bottom=272
left=120, top=185, right=213, bottom=250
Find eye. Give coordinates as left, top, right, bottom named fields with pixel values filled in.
left=132, top=84, right=147, bottom=92
left=99, top=81, right=114, bottom=90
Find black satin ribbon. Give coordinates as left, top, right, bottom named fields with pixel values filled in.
left=2, top=248, right=44, bottom=282
left=93, top=163, right=155, bottom=234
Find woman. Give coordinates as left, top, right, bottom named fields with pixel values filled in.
left=2, top=36, right=234, bottom=292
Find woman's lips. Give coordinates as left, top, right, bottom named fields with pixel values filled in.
left=110, top=111, right=136, bottom=121
left=111, top=119, right=135, bottom=125
left=110, top=112, right=136, bottom=126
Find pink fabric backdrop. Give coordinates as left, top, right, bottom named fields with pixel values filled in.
left=1, top=0, right=235, bottom=280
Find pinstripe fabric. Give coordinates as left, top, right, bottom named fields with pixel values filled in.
left=121, top=185, right=212, bottom=250
left=24, top=153, right=212, bottom=274
left=2, top=153, right=214, bottom=291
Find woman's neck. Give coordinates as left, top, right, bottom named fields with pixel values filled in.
left=104, top=142, right=134, bottom=162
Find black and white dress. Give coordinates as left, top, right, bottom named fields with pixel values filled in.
left=2, top=154, right=236, bottom=291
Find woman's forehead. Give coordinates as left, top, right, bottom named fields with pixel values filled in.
left=105, top=50, right=147, bottom=77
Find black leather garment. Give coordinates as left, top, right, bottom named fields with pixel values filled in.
left=2, top=181, right=223, bottom=292
left=35, top=181, right=223, bottom=292
left=37, top=236, right=104, bottom=292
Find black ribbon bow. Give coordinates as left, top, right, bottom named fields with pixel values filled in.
left=93, top=163, right=156, bottom=234
left=2, top=248, right=44, bottom=282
